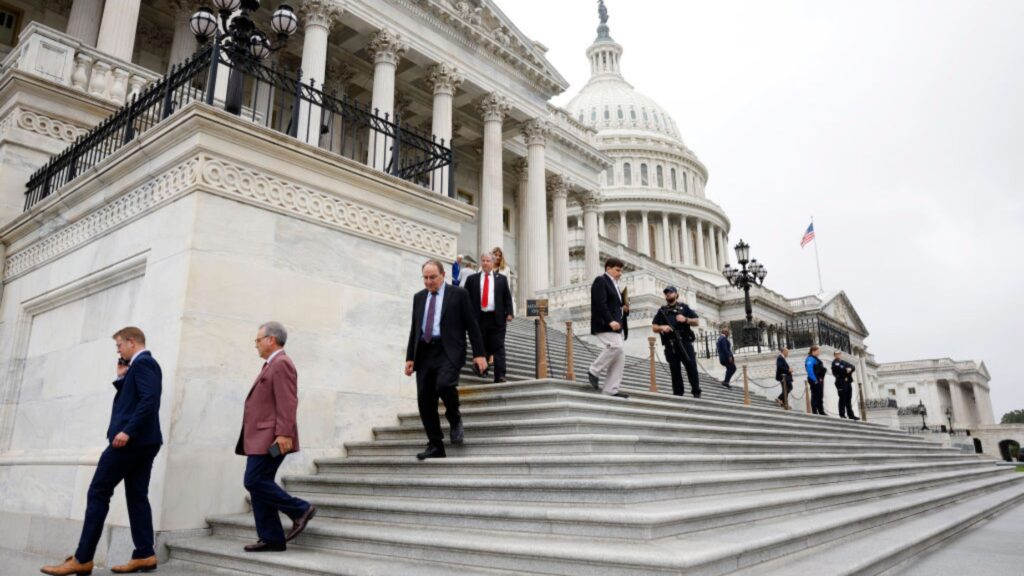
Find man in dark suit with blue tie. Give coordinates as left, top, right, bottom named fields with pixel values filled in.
left=405, top=260, right=487, bottom=460
left=42, top=327, right=162, bottom=575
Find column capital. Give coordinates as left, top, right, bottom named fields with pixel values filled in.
left=477, top=92, right=511, bottom=123
left=546, top=174, right=570, bottom=198
left=367, top=28, right=407, bottom=66
left=521, top=118, right=550, bottom=146
left=300, top=0, right=344, bottom=29
left=426, top=63, right=464, bottom=96
left=325, top=59, right=355, bottom=94
left=578, top=190, right=601, bottom=211
left=512, top=157, right=529, bottom=180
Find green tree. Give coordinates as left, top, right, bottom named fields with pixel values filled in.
left=1001, top=409, right=1024, bottom=424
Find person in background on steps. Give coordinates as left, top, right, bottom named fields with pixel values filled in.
left=405, top=260, right=487, bottom=460
left=587, top=257, right=630, bottom=399
left=464, top=252, right=514, bottom=383
left=451, top=254, right=464, bottom=286
left=42, top=327, right=162, bottom=576
left=831, top=350, right=860, bottom=420
left=775, top=347, right=794, bottom=409
left=651, top=286, right=702, bottom=398
left=717, top=326, right=736, bottom=389
left=237, top=321, right=316, bottom=553
left=806, top=345, right=827, bottom=415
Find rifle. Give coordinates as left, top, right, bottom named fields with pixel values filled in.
left=659, top=304, right=693, bottom=363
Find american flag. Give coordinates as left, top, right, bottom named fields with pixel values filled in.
left=800, top=222, right=815, bottom=248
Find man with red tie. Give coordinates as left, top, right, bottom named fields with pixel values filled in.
left=405, top=260, right=487, bottom=459
left=464, top=252, right=514, bottom=383
left=235, top=321, right=316, bottom=552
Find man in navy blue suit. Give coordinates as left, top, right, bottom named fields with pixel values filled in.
left=717, top=326, right=736, bottom=389
left=42, top=327, right=163, bottom=576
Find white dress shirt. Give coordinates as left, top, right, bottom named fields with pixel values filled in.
left=265, top=348, right=284, bottom=366
left=479, top=271, right=496, bottom=312
left=605, top=272, right=622, bottom=302
left=130, top=349, right=149, bottom=365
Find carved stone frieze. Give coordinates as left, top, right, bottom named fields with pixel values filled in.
left=14, top=109, right=88, bottom=143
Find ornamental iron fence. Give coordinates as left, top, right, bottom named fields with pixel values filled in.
left=25, top=38, right=454, bottom=211
left=696, top=315, right=853, bottom=359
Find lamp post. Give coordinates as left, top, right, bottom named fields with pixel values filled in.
left=918, top=399, right=929, bottom=431
left=723, top=239, right=767, bottom=347
left=190, top=0, right=299, bottom=115
left=946, top=406, right=953, bottom=433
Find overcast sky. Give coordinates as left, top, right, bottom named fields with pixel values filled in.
left=500, top=0, right=1024, bottom=419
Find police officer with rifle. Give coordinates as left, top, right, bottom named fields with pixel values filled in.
left=651, top=286, right=702, bottom=398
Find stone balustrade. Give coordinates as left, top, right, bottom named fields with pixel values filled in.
left=1, top=22, right=159, bottom=105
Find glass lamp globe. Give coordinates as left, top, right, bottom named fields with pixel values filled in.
left=189, top=7, right=219, bottom=41
left=734, top=240, right=750, bottom=264
left=271, top=4, right=299, bottom=38
left=250, top=32, right=271, bottom=59
left=213, top=0, right=243, bottom=13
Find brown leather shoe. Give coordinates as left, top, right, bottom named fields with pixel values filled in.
left=285, top=505, right=317, bottom=542
left=40, top=556, right=93, bottom=575
left=111, top=556, right=158, bottom=573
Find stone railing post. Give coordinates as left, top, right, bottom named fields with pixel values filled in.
left=805, top=380, right=812, bottom=414
left=742, top=365, right=750, bottom=406
left=648, top=336, right=657, bottom=392
left=565, top=321, right=576, bottom=381
left=859, top=382, right=868, bottom=422
left=535, top=314, right=549, bottom=380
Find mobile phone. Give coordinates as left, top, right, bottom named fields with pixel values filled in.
left=268, top=442, right=282, bottom=458
left=117, top=358, right=129, bottom=367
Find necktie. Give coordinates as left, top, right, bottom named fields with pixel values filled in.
left=482, top=273, right=490, bottom=308
left=422, top=292, right=437, bottom=342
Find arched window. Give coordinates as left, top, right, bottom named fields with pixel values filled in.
left=607, top=223, right=619, bottom=241
left=630, top=108, right=637, bottom=121
left=656, top=165, right=664, bottom=188
left=670, top=168, right=678, bottom=190
left=640, top=163, right=649, bottom=186
left=627, top=223, right=638, bottom=250
left=623, top=163, right=632, bottom=185
left=603, top=106, right=610, bottom=120
left=617, top=107, right=624, bottom=120
left=682, top=171, right=688, bottom=193
left=578, top=112, right=584, bottom=123
left=591, top=108, right=597, bottom=122
left=642, top=109, right=649, bottom=122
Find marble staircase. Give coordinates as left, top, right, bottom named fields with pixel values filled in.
left=165, top=319, right=1024, bottom=575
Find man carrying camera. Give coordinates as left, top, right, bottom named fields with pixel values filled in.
left=651, top=286, right=702, bottom=398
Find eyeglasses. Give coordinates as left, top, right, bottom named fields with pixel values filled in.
left=254, top=335, right=271, bottom=343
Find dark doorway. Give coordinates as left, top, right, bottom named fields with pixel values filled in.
left=997, top=439, right=1021, bottom=462
left=973, top=438, right=983, bottom=454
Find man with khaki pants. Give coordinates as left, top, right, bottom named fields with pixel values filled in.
left=587, top=257, right=630, bottom=399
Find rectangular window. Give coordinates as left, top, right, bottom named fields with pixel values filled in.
left=0, top=4, right=22, bottom=47
left=606, top=165, right=614, bottom=185
left=456, top=189, right=474, bottom=206
left=908, top=387, right=917, bottom=395
left=888, top=389, right=896, bottom=396
left=640, top=163, right=649, bottom=186
left=503, top=207, right=511, bottom=232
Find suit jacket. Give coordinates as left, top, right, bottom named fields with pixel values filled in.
left=590, top=274, right=625, bottom=335
left=464, top=271, right=514, bottom=324
left=717, top=335, right=733, bottom=364
left=107, top=351, right=163, bottom=447
left=831, top=359, right=855, bottom=387
left=406, top=285, right=485, bottom=370
left=776, top=354, right=792, bottom=382
left=236, top=351, right=300, bottom=456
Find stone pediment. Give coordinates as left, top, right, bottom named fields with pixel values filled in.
left=423, top=0, right=569, bottom=95
left=820, top=291, right=869, bottom=336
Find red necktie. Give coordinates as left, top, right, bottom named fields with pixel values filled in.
left=482, top=273, right=490, bottom=308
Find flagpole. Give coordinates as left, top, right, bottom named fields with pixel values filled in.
left=811, top=216, right=824, bottom=295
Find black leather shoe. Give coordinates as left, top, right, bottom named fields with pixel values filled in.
left=722, top=382, right=732, bottom=389
left=285, top=505, right=317, bottom=542
left=244, top=540, right=286, bottom=552
left=612, top=391, right=629, bottom=399
left=850, top=416, right=861, bottom=421
left=588, top=372, right=600, bottom=390
left=451, top=421, right=465, bottom=445
left=495, top=377, right=508, bottom=383
left=693, top=392, right=702, bottom=399
left=416, top=444, right=446, bottom=460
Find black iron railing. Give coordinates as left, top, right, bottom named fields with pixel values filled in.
left=695, top=315, right=853, bottom=359
left=24, top=38, right=454, bottom=211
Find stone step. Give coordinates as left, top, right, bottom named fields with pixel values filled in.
left=727, top=479, right=1024, bottom=576
left=282, top=460, right=994, bottom=511
left=342, top=433, right=960, bottom=459
left=370, top=416, right=936, bottom=450
left=406, top=397, right=925, bottom=444
left=314, top=453, right=984, bottom=478
left=187, top=473, right=1024, bottom=576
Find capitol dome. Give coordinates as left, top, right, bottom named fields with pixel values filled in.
left=564, top=1, right=731, bottom=286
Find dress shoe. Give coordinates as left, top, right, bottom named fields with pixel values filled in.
left=693, top=392, right=702, bottom=399
left=451, top=421, right=465, bottom=445
left=850, top=416, right=861, bottom=421
left=416, top=444, right=446, bottom=460
left=40, top=556, right=93, bottom=575
left=495, top=377, right=508, bottom=383
left=775, top=398, right=785, bottom=408
left=587, top=372, right=600, bottom=390
left=722, top=382, right=732, bottom=389
left=286, top=505, right=317, bottom=542
left=612, top=391, right=630, bottom=399
left=111, top=556, right=157, bottom=573
left=244, top=540, right=286, bottom=552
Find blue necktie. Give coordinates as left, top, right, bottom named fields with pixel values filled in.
left=422, top=292, right=437, bottom=342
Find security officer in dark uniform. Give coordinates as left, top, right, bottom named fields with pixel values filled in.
left=831, top=350, right=859, bottom=420
left=651, top=286, right=702, bottom=398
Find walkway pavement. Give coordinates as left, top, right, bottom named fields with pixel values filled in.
left=0, top=549, right=229, bottom=575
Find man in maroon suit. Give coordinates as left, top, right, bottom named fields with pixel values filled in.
left=235, top=321, right=316, bottom=552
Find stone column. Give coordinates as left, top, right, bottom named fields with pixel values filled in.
left=366, top=29, right=406, bottom=170
left=168, top=0, right=202, bottom=67
left=639, top=210, right=650, bottom=256
left=723, top=232, right=732, bottom=265
left=599, top=212, right=606, bottom=236
left=582, top=193, right=601, bottom=279
left=297, top=0, right=342, bottom=145
left=522, top=119, right=551, bottom=298
left=477, top=93, right=511, bottom=254
left=707, top=224, right=719, bottom=272
left=661, top=213, right=671, bottom=264
left=550, top=176, right=571, bottom=287
left=680, top=216, right=691, bottom=265
left=513, top=158, right=530, bottom=307
left=948, top=381, right=971, bottom=429
left=67, top=0, right=105, bottom=46
left=618, top=210, right=627, bottom=245
left=670, top=218, right=681, bottom=264
left=695, top=220, right=706, bottom=268
left=96, top=0, right=142, bottom=62
left=426, top=63, right=463, bottom=195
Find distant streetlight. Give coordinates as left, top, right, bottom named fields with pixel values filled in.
left=918, top=399, right=929, bottom=431
left=723, top=239, right=767, bottom=346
